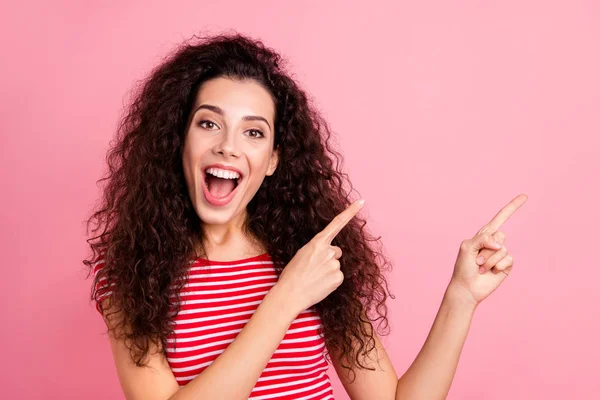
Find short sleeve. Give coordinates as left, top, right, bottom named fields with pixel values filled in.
left=92, top=253, right=113, bottom=315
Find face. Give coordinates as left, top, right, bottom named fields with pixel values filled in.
left=182, top=76, right=279, bottom=227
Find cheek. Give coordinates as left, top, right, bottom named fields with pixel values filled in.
left=247, top=149, right=273, bottom=178
left=182, top=144, right=194, bottom=176
left=182, top=140, right=205, bottom=183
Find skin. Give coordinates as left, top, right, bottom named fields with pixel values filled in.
left=102, top=76, right=528, bottom=399
left=181, top=76, right=279, bottom=261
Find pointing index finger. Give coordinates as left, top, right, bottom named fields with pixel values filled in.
left=319, top=199, right=365, bottom=243
left=480, top=193, right=528, bottom=234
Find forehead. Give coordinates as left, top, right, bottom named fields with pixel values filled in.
left=195, top=76, right=276, bottom=123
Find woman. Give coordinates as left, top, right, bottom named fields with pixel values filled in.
left=84, top=32, right=527, bottom=399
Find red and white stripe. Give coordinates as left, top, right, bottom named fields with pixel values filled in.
left=94, top=253, right=335, bottom=399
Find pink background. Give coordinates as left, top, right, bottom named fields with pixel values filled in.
left=1, top=1, right=598, bottom=399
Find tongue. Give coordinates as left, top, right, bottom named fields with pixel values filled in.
left=208, top=176, right=236, bottom=198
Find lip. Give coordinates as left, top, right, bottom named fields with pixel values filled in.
left=200, top=163, right=245, bottom=207
left=202, top=163, right=245, bottom=178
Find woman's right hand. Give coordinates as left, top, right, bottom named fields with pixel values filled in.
left=273, top=199, right=365, bottom=315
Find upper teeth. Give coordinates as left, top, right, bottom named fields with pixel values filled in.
left=206, top=168, right=240, bottom=180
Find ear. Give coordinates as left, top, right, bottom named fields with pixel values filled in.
left=266, top=146, right=279, bottom=176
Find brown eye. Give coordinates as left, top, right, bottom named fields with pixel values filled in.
left=246, top=129, right=264, bottom=139
left=198, top=120, right=218, bottom=130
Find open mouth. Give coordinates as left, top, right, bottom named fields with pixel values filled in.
left=201, top=166, right=244, bottom=206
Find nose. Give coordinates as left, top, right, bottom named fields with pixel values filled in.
left=213, top=129, right=241, bottom=158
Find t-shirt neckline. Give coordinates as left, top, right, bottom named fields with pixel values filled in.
left=195, top=252, right=270, bottom=264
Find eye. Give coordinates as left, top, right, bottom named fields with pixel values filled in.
left=246, top=129, right=264, bottom=139
left=198, top=120, right=219, bottom=130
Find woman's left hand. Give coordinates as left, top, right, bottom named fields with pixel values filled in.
left=448, top=194, right=528, bottom=307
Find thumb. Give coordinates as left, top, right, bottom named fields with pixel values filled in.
left=470, top=233, right=503, bottom=254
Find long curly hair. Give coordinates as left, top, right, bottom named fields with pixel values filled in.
left=84, top=31, right=395, bottom=382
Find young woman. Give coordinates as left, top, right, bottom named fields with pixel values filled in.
left=84, top=32, right=527, bottom=400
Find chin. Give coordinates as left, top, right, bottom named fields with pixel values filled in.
left=197, top=209, right=237, bottom=226
left=194, top=192, right=246, bottom=226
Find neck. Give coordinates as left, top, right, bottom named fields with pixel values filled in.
left=196, top=209, right=265, bottom=259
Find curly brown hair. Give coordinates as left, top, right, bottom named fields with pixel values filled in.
left=83, top=31, right=395, bottom=382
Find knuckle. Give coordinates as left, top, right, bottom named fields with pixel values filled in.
left=495, top=231, right=506, bottom=241
left=460, top=240, right=470, bottom=251
left=303, top=243, right=314, bottom=255
left=334, top=271, right=344, bottom=286
left=311, top=237, right=324, bottom=248
left=313, top=232, right=326, bottom=243
left=334, top=246, right=343, bottom=258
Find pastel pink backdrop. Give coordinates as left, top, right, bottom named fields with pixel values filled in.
left=1, top=1, right=598, bottom=399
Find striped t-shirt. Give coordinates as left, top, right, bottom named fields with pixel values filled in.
left=94, top=252, right=335, bottom=399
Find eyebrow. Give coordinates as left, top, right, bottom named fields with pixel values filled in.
left=193, top=104, right=272, bottom=131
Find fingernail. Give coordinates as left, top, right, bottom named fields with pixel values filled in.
left=479, top=266, right=486, bottom=274
left=357, top=199, right=365, bottom=206
left=477, top=256, right=485, bottom=265
left=494, top=242, right=502, bottom=249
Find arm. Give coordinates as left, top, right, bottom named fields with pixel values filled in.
left=330, top=283, right=476, bottom=400
left=101, top=283, right=299, bottom=400
left=329, top=316, right=399, bottom=400
left=394, top=283, right=476, bottom=400
left=332, top=196, right=526, bottom=400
